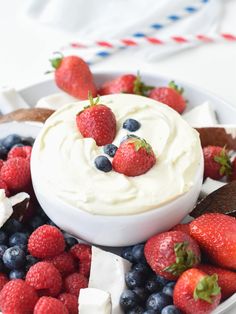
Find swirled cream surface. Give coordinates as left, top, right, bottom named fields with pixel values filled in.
left=31, top=94, right=202, bottom=215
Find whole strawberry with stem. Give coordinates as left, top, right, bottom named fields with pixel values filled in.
left=149, top=81, right=186, bottom=113
left=203, top=145, right=232, bottom=180
left=99, top=73, right=153, bottom=96
left=144, top=231, right=201, bottom=280
left=197, top=264, right=236, bottom=300
left=173, top=268, right=221, bottom=314
left=76, top=93, right=116, bottom=146
left=49, top=53, right=97, bottom=99
left=112, top=136, right=156, bottom=176
left=190, top=213, right=236, bottom=270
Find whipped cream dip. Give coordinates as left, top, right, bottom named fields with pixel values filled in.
left=31, top=94, right=202, bottom=216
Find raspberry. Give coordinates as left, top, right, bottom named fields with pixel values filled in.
left=46, top=252, right=76, bottom=276
left=58, top=293, right=78, bottom=314
left=0, top=279, right=38, bottom=314
left=64, top=272, right=88, bottom=296
left=70, top=244, right=91, bottom=264
left=0, top=160, right=3, bottom=171
left=8, top=146, right=32, bottom=160
left=70, top=244, right=91, bottom=277
left=0, top=178, right=10, bottom=197
left=26, top=261, right=62, bottom=297
left=0, top=273, right=8, bottom=292
left=0, top=157, right=31, bottom=192
left=34, top=296, right=69, bottom=314
left=28, top=225, right=65, bottom=258
left=79, top=260, right=91, bottom=277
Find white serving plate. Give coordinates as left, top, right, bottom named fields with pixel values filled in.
left=2, top=70, right=236, bottom=314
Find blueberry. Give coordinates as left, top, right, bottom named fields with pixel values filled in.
left=26, top=255, right=39, bottom=271
left=0, top=144, right=8, bottom=159
left=125, top=269, right=145, bottom=289
left=28, top=216, right=45, bottom=230
left=162, top=285, right=174, bottom=298
left=2, top=134, right=22, bottom=150
left=0, top=231, right=8, bottom=244
left=0, top=245, right=8, bottom=258
left=12, top=143, right=24, bottom=148
left=133, top=287, right=148, bottom=304
left=132, top=244, right=146, bottom=264
left=21, top=137, right=35, bottom=146
left=103, top=144, right=118, bottom=157
left=3, top=246, right=26, bottom=270
left=155, top=275, right=170, bottom=287
left=121, top=246, right=134, bottom=263
left=9, top=269, right=25, bottom=280
left=0, top=260, right=4, bottom=272
left=65, top=236, right=78, bottom=249
left=146, top=292, right=172, bottom=312
left=3, top=219, right=23, bottom=234
left=127, top=305, right=144, bottom=313
left=9, top=232, right=28, bottom=247
left=161, top=305, right=182, bottom=314
left=166, top=282, right=176, bottom=288
left=123, top=119, right=141, bottom=132
left=94, top=156, right=112, bottom=172
left=120, top=290, right=140, bottom=311
left=132, top=263, right=151, bottom=277
left=145, top=276, right=162, bottom=294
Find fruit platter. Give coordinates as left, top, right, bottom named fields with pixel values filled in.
left=0, top=54, right=236, bottom=314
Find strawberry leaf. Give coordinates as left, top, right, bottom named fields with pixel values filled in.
left=133, top=72, right=154, bottom=96
left=213, top=146, right=232, bottom=176
left=164, top=242, right=200, bottom=276
left=128, top=137, right=153, bottom=154
left=194, top=274, right=221, bottom=303
left=49, top=52, right=64, bottom=70
left=168, top=81, right=184, bottom=95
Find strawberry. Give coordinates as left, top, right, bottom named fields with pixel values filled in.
left=112, top=136, right=156, bottom=177
left=173, top=268, right=221, bottom=314
left=197, top=264, right=236, bottom=300
left=98, top=73, right=153, bottom=96
left=144, top=231, right=201, bottom=280
left=49, top=53, right=97, bottom=99
left=190, top=213, right=236, bottom=269
left=149, top=81, right=186, bottom=114
left=76, top=94, right=116, bottom=146
left=170, top=223, right=191, bottom=236
left=203, top=146, right=232, bottom=180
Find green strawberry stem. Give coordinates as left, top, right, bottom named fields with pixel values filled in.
left=164, top=242, right=200, bottom=276
left=88, top=91, right=100, bottom=107
left=214, top=146, right=232, bottom=176
left=194, top=274, right=221, bottom=303
left=128, top=136, right=153, bottom=154
left=133, top=72, right=154, bottom=96
left=168, top=81, right=184, bottom=95
left=49, top=52, right=64, bottom=70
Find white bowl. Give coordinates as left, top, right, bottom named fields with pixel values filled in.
left=31, top=155, right=203, bottom=247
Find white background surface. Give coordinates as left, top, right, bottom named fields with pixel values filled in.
left=0, top=0, right=236, bottom=107
left=0, top=1, right=236, bottom=313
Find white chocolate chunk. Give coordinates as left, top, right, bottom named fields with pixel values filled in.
left=79, top=288, right=112, bottom=314
left=0, top=190, right=13, bottom=228
left=89, top=246, right=131, bottom=314
left=36, top=92, right=78, bottom=110
left=200, top=177, right=226, bottom=198
left=183, top=102, right=218, bottom=127
left=0, top=87, right=29, bottom=114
